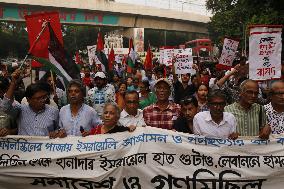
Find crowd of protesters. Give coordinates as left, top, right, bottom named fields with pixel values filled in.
left=0, top=55, right=284, bottom=140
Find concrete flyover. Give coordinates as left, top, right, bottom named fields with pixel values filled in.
left=0, top=0, right=210, bottom=34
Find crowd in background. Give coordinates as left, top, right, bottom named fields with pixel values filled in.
left=0, top=56, right=284, bottom=140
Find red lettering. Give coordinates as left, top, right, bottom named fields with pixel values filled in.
left=59, top=12, right=67, bottom=21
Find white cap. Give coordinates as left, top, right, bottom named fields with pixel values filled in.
left=94, top=72, right=106, bottom=79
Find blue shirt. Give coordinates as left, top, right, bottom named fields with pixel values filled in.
left=59, top=104, right=102, bottom=136
left=1, top=96, right=59, bottom=136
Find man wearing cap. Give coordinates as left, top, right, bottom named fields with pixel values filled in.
left=143, top=78, right=181, bottom=130
left=87, top=72, right=115, bottom=117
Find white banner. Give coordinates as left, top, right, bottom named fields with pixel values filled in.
left=174, top=48, right=195, bottom=74
left=1, top=127, right=284, bottom=189
left=87, top=45, right=97, bottom=65
left=104, top=48, right=129, bottom=55
left=219, top=38, right=239, bottom=67
left=249, top=26, right=282, bottom=80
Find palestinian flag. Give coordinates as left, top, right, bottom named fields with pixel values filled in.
left=127, top=38, right=137, bottom=73
left=34, top=23, right=80, bottom=87
left=96, top=32, right=109, bottom=73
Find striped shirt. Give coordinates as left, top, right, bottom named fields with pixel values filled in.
left=224, top=102, right=266, bottom=136
left=143, top=102, right=181, bottom=130
left=1, top=96, right=59, bottom=136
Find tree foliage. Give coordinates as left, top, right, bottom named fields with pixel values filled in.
left=206, top=0, right=284, bottom=48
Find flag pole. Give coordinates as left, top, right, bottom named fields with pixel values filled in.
left=19, top=21, right=49, bottom=70
left=50, top=70, right=56, bottom=95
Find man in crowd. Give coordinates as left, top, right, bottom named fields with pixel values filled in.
left=193, top=90, right=238, bottom=139
left=0, top=69, right=58, bottom=136
left=264, top=81, right=284, bottom=134
left=225, top=79, right=271, bottom=139
left=57, top=80, right=101, bottom=137
left=87, top=72, right=115, bottom=117
left=142, top=69, right=156, bottom=92
left=143, top=78, right=181, bottom=130
left=119, top=90, right=146, bottom=127
left=172, top=63, right=200, bottom=104
left=0, top=76, right=17, bottom=136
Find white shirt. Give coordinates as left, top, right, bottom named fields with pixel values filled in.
left=193, top=111, right=237, bottom=139
left=119, top=109, right=146, bottom=127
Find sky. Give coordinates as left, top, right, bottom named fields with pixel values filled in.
left=115, top=0, right=212, bottom=16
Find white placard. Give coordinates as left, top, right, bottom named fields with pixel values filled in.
left=174, top=48, right=195, bottom=74
left=87, top=45, right=96, bottom=65
left=249, top=26, right=282, bottom=80
left=218, top=38, right=239, bottom=67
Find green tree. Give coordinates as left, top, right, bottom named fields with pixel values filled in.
left=206, top=0, right=284, bottom=49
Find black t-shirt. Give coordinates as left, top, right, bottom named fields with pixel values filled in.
left=173, top=81, right=196, bottom=104
left=173, top=117, right=193, bottom=134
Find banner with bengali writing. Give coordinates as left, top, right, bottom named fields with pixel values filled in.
left=218, top=38, right=239, bottom=68
left=173, top=48, right=195, bottom=74
left=249, top=25, right=282, bottom=80
left=1, top=127, right=284, bottom=189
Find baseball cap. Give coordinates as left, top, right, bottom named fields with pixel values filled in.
left=155, top=78, right=171, bottom=88
left=94, top=72, right=106, bottom=79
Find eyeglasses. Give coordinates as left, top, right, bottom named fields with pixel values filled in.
left=156, top=87, right=169, bottom=92
left=125, top=100, right=139, bottom=104
left=208, top=102, right=226, bottom=107
left=272, top=91, right=284, bottom=97
left=32, top=95, right=49, bottom=102
left=244, top=90, right=259, bottom=96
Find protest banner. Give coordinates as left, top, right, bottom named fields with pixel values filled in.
left=160, top=48, right=174, bottom=66
left=87, top=45, right=97, bottom=65
left=1, top=127, right=284, bottom=189
left=173, top=48, right=195, bottom=74
left=217, top=38, right=239, bottom=70
left=249, top=25, right=282, bottom=80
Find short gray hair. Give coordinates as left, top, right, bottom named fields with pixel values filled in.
left=239, top=79, right=258, bottom=93
left=103, top=103, right=121, bottom=118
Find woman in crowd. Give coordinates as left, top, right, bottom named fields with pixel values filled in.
left=90, top=103, right=136, bottom=135
left=139, top=80, right=157, bottom=109
left=115, top=82, right=127, bottom=110
left=173, top=96, right=198, bottom=134
left=195, top=83, right=209, bottom=112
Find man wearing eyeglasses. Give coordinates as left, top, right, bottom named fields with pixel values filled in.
left=0, top=69, right=59, bottom=136
left=143, top=78, right=181, bottom=130
left=119, top=90, right=146, bottom=127
left=225, top=79, right=271, bottom=139
left=193, top=90, right=238, bottom=139
left=264, top=81, right=284, bottom=134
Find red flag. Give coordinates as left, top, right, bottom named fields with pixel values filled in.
left=25, top=12, right=63, bottom=68
left=108, top=47, right=115, bottom=70
left=128, top=38, right=133, bottom=54
left=75, top=51, right=83, bottom=65
left=144, top=43, right=153, bottom=70
left=96, top=32, right=104, bottom=51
